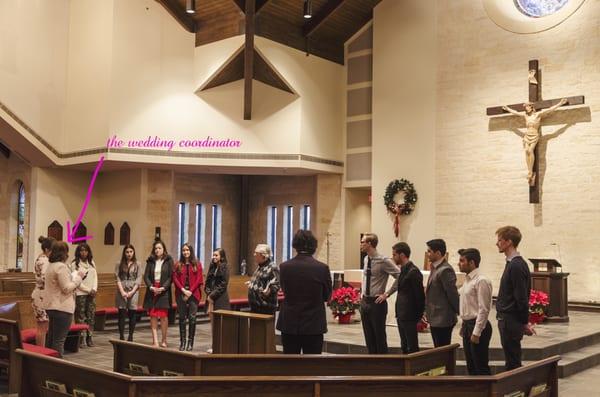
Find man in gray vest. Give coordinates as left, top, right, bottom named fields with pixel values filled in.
left=425, top=239, right=459, bottom=347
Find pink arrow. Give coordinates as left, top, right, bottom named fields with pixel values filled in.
left=66, top=156, right=105, bottom=243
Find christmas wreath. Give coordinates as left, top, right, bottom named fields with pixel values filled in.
left=384, top=179, right=418, bottom=237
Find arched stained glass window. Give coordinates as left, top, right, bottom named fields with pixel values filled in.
left=16, top=182, right=25, bottom=269
left=514, top=0, right=569, bottom=17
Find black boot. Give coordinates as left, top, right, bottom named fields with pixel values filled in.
left=118, top=309, right=126, bottom=340
left=127, top=309, right=137, bottom=342
left=86, top=334, right=94, bottom=347
left=186, top=320, right=196, bottom=351
left=178, top=321, right=187, bottom=351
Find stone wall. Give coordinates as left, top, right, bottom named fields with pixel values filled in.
left=373, top=0, right=600, bottom=301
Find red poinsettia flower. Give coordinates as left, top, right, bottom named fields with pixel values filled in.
left=329, top=287, right=361, bottom=318
left=528, top=289, right=549, bottom=325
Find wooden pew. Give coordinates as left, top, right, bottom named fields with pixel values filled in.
left=0, top=301, right=87, bottom=352
left=16, top=348, right=560, bottom=397
left=111, top=339, right=458, bottom=376
left=0, top=318, right=60, bottom=394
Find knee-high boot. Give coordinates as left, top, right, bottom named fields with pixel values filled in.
left=127, top=309, right=137, bottom=341
left=187, top=318, right=196, bottom=351
left=179, top=319, right=187, bottom=351
left=118, top=309, right=126, bottom=340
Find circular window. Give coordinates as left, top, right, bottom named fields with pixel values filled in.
left=515, top=0, right=569, bottom=18
left=483, top=0, right=586, bottom=33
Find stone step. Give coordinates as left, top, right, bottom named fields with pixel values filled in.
left=457, top=343, right=600, bottom=378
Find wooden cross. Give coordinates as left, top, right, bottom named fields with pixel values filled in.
left=486, top=60, right=584, bottom=203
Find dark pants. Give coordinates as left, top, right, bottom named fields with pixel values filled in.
left=396, top=319, right=419, bottom=354
left=281, top=333, right=324, bottom=354
left=118, top=309, right=137, bottom=340
left=430, top=325, right=454, bottom=347
left=498, top=315, right=525, bottom=371
left=462, top=319, right=492, bottom=375
left=360, top=297, right=388, bottom=354
left=46, top=310, right=73, bottom=358
left=177, top=295, right=199, bottom=341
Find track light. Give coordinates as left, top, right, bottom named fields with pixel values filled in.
left=186, top=0, right=196, bottom=14
left=303, top=0, right=312, bottom=19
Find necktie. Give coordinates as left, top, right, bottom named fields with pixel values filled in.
left=365, top=256, right=372, bottom=297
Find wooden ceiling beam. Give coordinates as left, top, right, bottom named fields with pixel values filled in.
left=256, top=0, right=272, bottom=14
left=303, top=0, right=347, bottom=37
left=244, top=0, right=256, bottom=120
left=233, top=0, right=271, bottom=14
left=155, top=0, right=196, bottom=33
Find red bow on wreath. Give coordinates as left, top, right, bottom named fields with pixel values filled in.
left=384, top=179, right=418, bottom=238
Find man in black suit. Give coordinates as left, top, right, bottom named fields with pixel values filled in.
left=276, top=229, right=333, bottom=354
left=392, top=242, right=425, bottom=354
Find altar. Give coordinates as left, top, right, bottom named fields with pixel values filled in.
left=341, top=268, right=466, bottom=325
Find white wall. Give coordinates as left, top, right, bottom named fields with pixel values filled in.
left=372, top=0, right=437, bottom=263
left=63, top=0, right=114, bottom=152
left=0, top=0, right=70, bottom=150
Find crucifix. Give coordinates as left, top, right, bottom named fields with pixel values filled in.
left=486, top=60, right=585, bottom=203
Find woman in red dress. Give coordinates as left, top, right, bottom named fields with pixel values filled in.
left=143, top=239, right=173, bottom=347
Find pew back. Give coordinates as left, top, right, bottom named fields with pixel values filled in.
left=111, top=339, right=458, bottom=377
left=16, top=349, right=560, bottom=397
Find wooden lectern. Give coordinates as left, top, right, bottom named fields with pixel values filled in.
left=529, top=258, right=569, bottom=323
left=212, top=310, right=276, bottom=353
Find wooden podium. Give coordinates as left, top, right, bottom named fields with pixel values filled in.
left=529, top=258, right=569, bottom=323
left=212, top=310, right=276, bottom=354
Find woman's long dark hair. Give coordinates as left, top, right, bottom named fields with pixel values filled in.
left=149, top=239, right=168, bottom=261
left=176, top=243, right=199, bottom=272
left=119, top=244, right=137, bottom=277
left=212, top=248, right=227, bottom=267
left=73, top=243, right=94, bottom=269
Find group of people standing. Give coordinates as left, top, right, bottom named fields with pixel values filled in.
left=113, top=239, right=231, bottom=351
left=29, top=235, right=231, bottom=355
left=30, top=237, right=97, bottom=357
left=358, top=225, right=532, bottom=375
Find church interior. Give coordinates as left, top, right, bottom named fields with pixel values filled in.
left=1, top=0, right=600, bottom=395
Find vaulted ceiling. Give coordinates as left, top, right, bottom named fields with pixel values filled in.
left=156, top=0, right=381, bottom=65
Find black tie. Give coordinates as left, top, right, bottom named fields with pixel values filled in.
left=365, top=257, right=372, bottom=297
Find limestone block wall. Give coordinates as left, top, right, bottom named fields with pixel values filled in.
left=172, top=173, right=241, bottom=272
left=246, top=175, right=317, bottom=273
left=314, top=174, right=343, bottom=270
left=434, top=0, right=600, bottom=301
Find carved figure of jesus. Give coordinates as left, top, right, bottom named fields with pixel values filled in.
left=502, top=98, right=567, bottom=186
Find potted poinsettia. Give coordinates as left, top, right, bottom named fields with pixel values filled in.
left=329, top=287, right=360, bottom=324
left=529, top=289, right=549, bottom=325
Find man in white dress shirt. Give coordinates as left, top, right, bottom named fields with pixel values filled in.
left=458, top=248, right=493, bottom=375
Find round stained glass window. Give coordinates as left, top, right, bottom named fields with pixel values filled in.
left=515, top=0, right=570, bottom=18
